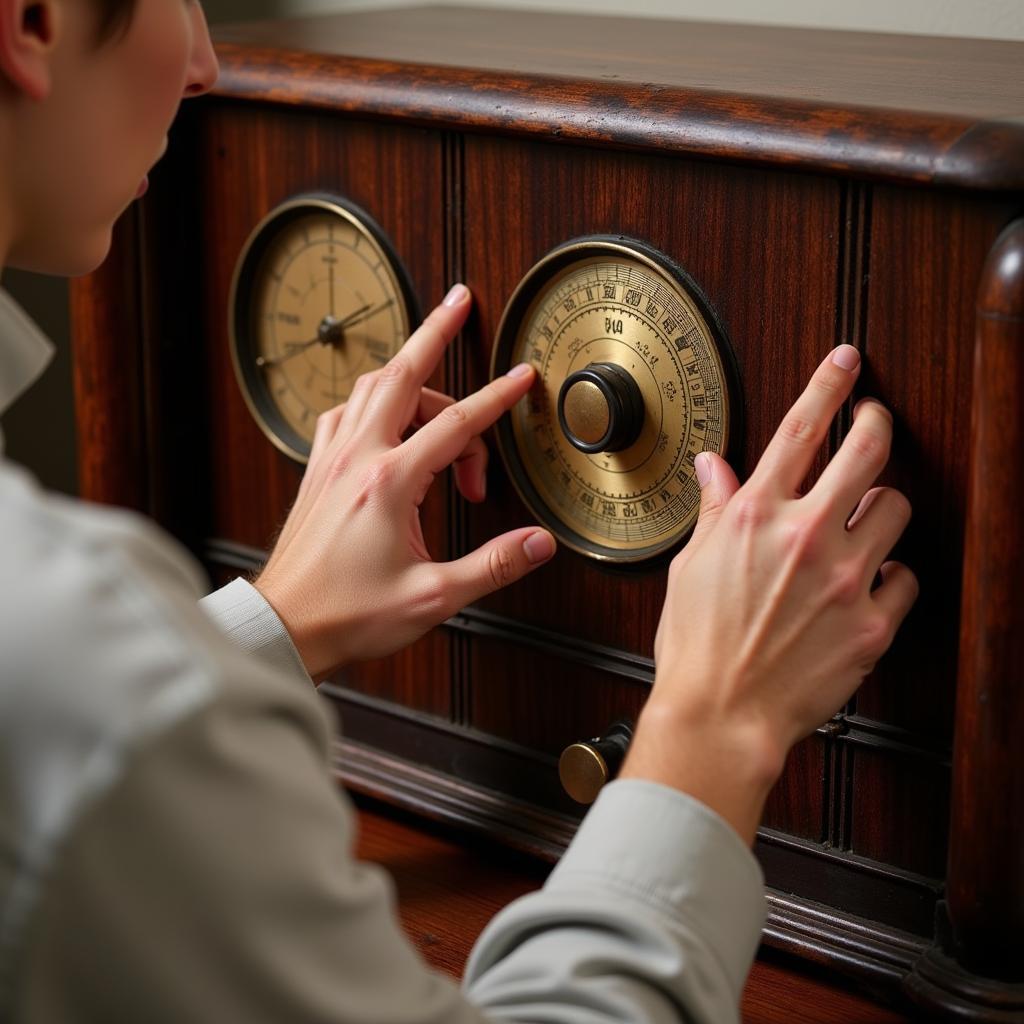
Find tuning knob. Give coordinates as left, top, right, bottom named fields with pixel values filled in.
left=559, top=721, right=634, bottom=805
left=557, top=362, right=645, bottom=454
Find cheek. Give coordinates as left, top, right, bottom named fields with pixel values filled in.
left=117, top=10, right=192, bottom=144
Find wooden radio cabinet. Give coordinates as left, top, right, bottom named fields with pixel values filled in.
left=71, top=8, right=1024, bottom=1019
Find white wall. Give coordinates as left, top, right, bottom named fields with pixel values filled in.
left=207, top=0, right=1024, bottom=42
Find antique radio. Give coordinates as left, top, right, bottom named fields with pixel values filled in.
left=71, top=8, right=1024, bottom=1019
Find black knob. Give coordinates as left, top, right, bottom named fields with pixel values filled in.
left=557, top=362, right=644, bottom=454
left=559, top=721, right=634, bottom=805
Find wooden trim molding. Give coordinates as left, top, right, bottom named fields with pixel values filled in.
left=902, top=218, right=1024, bottom=1020
left=948, top=219, right=1024, bottom=977
left=329, top=701, right=936, bottom=1012
left=210, top=7, right=1024, bottom=192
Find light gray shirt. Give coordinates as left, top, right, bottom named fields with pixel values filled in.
left=0, top=287, right=766, bottom=1022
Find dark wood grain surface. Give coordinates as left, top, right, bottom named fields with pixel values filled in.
left=69, top=8, right=1024, bottom=1013
left=947, top=219, right=1024, bottom=979
left=353, top=796, right=913, bottom=1023
left=211, top=6, right=1024, bottom=190
left=70, top=207, right=147, bottom=512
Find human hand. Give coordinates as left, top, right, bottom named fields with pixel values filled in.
left=254, top=285, right=557, bottom=681
left=620, top=345, right=918, bottom=843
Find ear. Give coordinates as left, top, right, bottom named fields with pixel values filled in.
left=0, top=0, right=60, bottom=101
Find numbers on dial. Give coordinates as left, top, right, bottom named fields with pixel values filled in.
left=230, top=197, right=416, bottom=463
left=253, top=213, right=403, bottom=444
left=494, top=241, right=733, bottom=562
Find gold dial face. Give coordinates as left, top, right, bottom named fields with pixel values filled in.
left=492, top=239, right=735, bottom=563
left=230, top=196, right=416, bottom=462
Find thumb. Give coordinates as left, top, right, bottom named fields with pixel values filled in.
left=436, top=527, right=556, bottom=615
left=689, top=452, right=740, bottom=545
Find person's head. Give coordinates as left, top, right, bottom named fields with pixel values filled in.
left=0, top=0, right=219, bottom=276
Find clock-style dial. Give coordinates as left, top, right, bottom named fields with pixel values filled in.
left=229, top=195, right=417, bottom=463
left=492, top=238, right=736, bottom=563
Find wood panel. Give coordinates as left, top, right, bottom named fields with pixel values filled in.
left=857, top=188, right=1020, bottom=740
left=69, top=10, right=1024, bottom=1014
left=849, top=747, right=951, bottom=879
left=461, top=135, right=840, bottom=655
left=189, top=102, right=451, bottom=717
left=70, top=206, right=147, bottom=511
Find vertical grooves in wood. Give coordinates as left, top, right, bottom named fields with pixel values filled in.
left=444, top=132, right=471, bottom=727
left=827, top=181, right=872, bottom=851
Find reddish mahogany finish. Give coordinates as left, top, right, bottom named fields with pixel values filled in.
left=353, top=797, right=912, bottom=1023
left=947, top=221, right=1024, bottom=978
left=68, top=8, right=1024, bottom=1020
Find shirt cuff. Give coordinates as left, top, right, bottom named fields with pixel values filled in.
left=199, top=577, right=313, bottom=688
left=547, top=777, right=767, bottom=1000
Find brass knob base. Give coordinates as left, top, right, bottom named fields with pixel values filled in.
left=558, top=721, right=634, bottom=805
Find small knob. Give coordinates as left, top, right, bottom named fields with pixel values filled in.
left=559, top=721, right=634, bottom=805
left=557, top=362, right=644, bottom=454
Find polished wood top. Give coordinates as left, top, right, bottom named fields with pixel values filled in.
left=211, top=5, right=1024, bottom=190
left=214, top=6, right=1022, bottom=118
left=353, top=797, right=912, bottom=1022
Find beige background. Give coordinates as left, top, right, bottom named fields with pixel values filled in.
left=211, top=0, right=1024, bottom=41
left=5, top=0, right=1021, bottom=495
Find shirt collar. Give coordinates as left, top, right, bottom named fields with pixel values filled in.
left=0, top=285, right=56, bottom=416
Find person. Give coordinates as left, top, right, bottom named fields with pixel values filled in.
left=0, top=0, right=918, bottom=1021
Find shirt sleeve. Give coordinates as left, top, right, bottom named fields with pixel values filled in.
left=200, top=576, right=312, bottom=687
left=18, top=575, right=765, bottom=1024
left=465, top=780, right=767, bottom=1024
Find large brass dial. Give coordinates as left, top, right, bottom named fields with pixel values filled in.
left=229, top=195, right=417, bottom=463
left=492, top=238, right=735, bottom=563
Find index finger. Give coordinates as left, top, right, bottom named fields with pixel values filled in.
left=358, top=284, right=472, bottom=441
left=402, top=364, right=535, bottom=485
left=749, top=345, right=861, bottom=497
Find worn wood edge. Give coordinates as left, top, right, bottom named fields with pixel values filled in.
left=337, top=700, right=1024, bottom=1019
left=207, top=530, right=955, bottom=768
left=335, top=734, right=575, bottom=860
left=330, top=725, right=935, bottom=1007
left=208, top=47, right=1024, bottom=191
left=904, top=945, right=1024, bottom=1022
left=326, top=689, right=942, bottom=902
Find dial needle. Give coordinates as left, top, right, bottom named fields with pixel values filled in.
left=255, top=302, right=375, bottom=370
left=256, top=337, right=320, bottom=369
left=340, top=298, right=393, bottom=330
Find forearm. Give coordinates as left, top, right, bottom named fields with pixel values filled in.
left=466, top=779, right=767, bottom=1024
left=619, top=699, right=783, bottom=846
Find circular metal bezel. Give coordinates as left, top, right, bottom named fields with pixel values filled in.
left=228, top=193, right=420, bottom=464
left=491, top=236, right=740, bottom=565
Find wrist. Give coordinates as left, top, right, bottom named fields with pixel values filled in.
left=251, top=574, right=339, bottom=683
left=619, top=698, right=784, bottom=846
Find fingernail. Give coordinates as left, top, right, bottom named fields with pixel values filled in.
left=832, top=345, right=860, bottom=371
left=443, top=283, right=469, bottom=307
left=506, top=362, right=533, bottom=378
left=854, top=397, right=892, bottom=421
left=523, top=531, right=555, bottom=564
left=694, top=451, right=712, bottom=487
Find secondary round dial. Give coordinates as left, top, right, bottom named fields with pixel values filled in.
left=492, top=238, right=734, bottom=563
left=230, top=195, right=416, bottom=463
